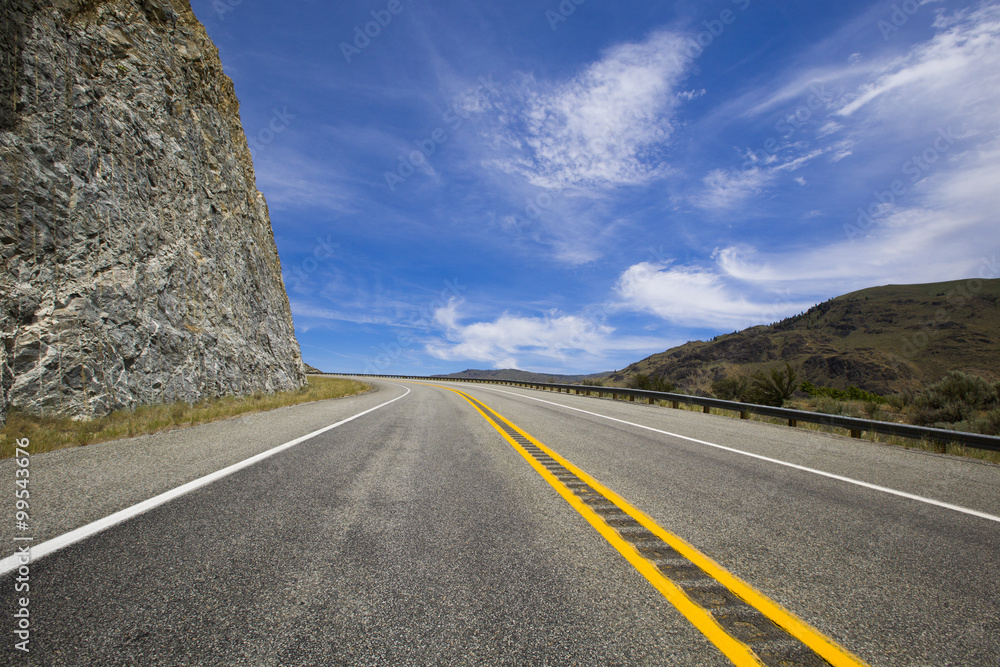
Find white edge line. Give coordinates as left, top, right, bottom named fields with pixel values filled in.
left=0, top=384, right=411, bottom=576
left=459, top=383, right=1000, bottom=525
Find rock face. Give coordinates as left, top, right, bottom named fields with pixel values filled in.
left=0, top=0, right=306, bottom=424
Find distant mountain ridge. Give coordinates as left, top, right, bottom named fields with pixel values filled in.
left=436, top=369, right=610, bottom=384
left=609, top=278, right=1000, bottom=396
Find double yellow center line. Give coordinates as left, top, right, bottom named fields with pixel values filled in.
left=432, top=383, right=869, bottom=667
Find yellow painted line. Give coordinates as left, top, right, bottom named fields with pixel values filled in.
left=412, top=381, right=870, bottom=667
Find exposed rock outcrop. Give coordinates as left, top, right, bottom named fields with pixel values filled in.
left=0, top=0, right=306, bottom=424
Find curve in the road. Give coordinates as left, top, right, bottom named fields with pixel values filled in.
left=472, top=385, right=1000, bottom=524
left=429, top=382, right=870, bottom=667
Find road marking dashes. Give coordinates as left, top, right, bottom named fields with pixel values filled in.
left=431, top=384, right=869, bottom=667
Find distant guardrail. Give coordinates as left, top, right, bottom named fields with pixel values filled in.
left=326, top=374, right=1000, bottom=453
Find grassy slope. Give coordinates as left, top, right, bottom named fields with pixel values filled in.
left=0, top=376, right=370, bottom=458
left=608, top=278, right=1000, bottom=395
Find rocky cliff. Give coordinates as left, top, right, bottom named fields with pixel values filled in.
left=0, top=0, right=306, bottom=424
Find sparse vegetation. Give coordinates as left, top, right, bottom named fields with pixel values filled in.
left=793, top=371, right=1000, bottom=436
left=811, top=396, right=856, bottom=417
left=800, top=381, right=886, bottom=404
left=608, top=279, right=1000, bottom=399
left=711, top=374, right=751, bottom=402
left=711, top=364, right=799, bottom=406
left=579, top=379, right=605, bottom=387
left=0, top=376, right=370, bottom=458
left=909, top=371, right=1000, bottom=435
left=748, top=363, right=798, bottom=407
left=627, top=373, right=675, bottom=393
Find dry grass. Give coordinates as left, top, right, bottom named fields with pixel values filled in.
left=637, top=397, right=1000, bottom=464
left=0, top=376, right=370, bottom=458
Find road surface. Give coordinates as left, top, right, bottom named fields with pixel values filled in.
left=1, top=379, right=998, bottom=665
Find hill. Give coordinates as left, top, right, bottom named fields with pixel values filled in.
left=437, top=369, right=610, bottom=384
left=608, top=278, right=1000, bottom=396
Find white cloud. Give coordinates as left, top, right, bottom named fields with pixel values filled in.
left=715, top=142, right=1000, bottom=289
left=290, top=302, right=404, bottom=327
left=678, top=88, right=706, bottom=101
left=835, top=4, right=1000, bottom=122
left=693, top=4, right=1000, bottom=214
left=618, top=132, right=1000, bottom=330
left=642, top=139, right=1000, bottom=329
left=484, top=30, right=693, bottom=190
left=614, top=262, right=815, bottom=330
left=254, top=148, right=358, bottom=213
left=426, top=299, right=670, bottom=370
left=695, top=148, right=828, bottom=210
left=697, top=167, right=773, bottom=210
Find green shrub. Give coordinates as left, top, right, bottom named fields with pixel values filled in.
left=579, top=379, right=605, bottom=387
left=749, top=363, right=798, bottom=407
left=627, top=373, right=675, bottom=392
left=885, top=393, right=910, bottom=411
left=712, top=375, right=751, bottom=401
left=987, top=408, right=1000, bottom=436
left=800, top=381, right=886, bottom=404
left=910, top=371, right=999, bottom=426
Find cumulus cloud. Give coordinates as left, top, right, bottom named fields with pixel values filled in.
left=426, top=299, right=669, bottom=369
left=614, top=262, right=815, bottom=330
left=485, top=30, right=693, bottom=190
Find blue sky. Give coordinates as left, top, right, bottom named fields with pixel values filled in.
left=190, top=0, right=1000, bottom=375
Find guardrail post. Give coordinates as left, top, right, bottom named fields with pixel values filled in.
left=648, top=397, right=655, bottom=405
left=671, top=400, right=679, bottom=409
left=703, top=405, right=711, bottom=414
left=850, top=429, right=862, bottom=438
left=740, top=411, right=749, bottom=420
left=788, top=418, right=797, bottom=427
left=629, top=395, right=634, bottom=402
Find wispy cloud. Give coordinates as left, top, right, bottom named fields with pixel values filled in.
left=694, top=148, right=830, bottom=210
left=254, top=147, right=359, bottom=212
left=624, top=137, right=1000, bottom=332
left=481, top=30, right=693, bottom=190
left=697, top=166, right=773, bottom=211
left=289, top=302, right=402, bottom=327
left=835, top=3, right=1000, bottom=121
left=715, top=142, right=1000, bottom=289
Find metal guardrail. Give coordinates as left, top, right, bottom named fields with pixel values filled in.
left=330, top=374, right=1000, bottom=453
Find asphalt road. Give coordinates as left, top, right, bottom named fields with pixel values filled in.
left=1, top=379, right=998, bottom=666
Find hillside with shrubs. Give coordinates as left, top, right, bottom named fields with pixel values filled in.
left=608, top=278, right=1000, bottom=435
left=610, top=278, right=998, bottom=395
